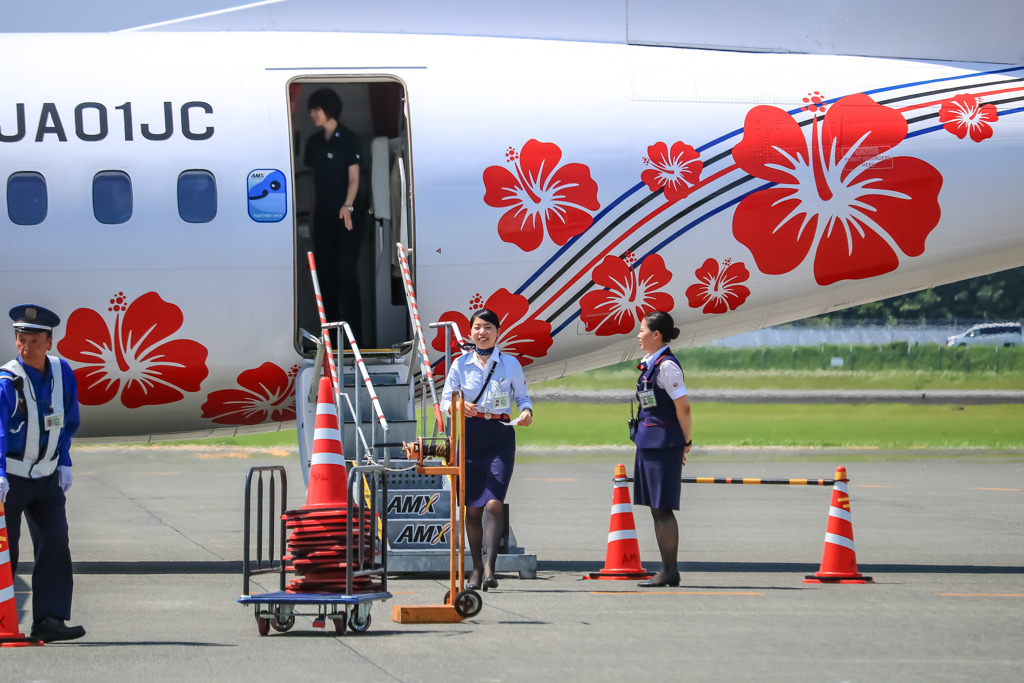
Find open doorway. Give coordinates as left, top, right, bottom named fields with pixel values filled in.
left=290, top=78, right=413, bottom=354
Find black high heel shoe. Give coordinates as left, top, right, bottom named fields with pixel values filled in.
left=482, top=575, right=499, bottom=591
left=637, top=572, right=680, bottom=588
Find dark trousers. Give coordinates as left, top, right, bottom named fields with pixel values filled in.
left=313, top=212, right=364, bottom=344
left=4, top=472, right=74, bottom=623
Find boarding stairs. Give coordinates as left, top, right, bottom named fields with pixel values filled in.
left=295, top=248, right=536, bottom=578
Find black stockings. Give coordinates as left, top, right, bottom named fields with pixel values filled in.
left=650, top=507, right=679, bottom=578
left=466, top=500, right=504, bottom=583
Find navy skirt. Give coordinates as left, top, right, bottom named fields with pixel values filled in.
left=464, top=418, right=516, bottom=507
left=633, top=446, right=684, bottom=510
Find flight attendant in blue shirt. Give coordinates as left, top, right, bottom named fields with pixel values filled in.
left=0, top=304, right=85, bottom=642
left=440, top=309, right=533, bottom=591
left=633, top=311, right=692, bottom=588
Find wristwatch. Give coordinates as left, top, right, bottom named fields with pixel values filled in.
left=343, top=205, right=353, bottom=211
left=683, top=437, right=692, bottom=448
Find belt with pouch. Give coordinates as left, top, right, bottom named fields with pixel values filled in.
left=469, top=412, right=511, bottom=421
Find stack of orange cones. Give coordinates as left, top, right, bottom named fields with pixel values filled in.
left=585, top=464, right=653, bottom=580
left=804, top=466, right=873, bottom=584
left=1, top=504, right=43, bottom=647
left=283, top=377, right=379, bottom=594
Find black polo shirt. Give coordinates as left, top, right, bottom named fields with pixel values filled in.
left=304, top=125, right=362, bottom=216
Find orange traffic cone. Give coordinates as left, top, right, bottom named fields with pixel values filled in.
left=304, top=376, right=349, bottom=509
left=585, top=464, right=653, bottom=580
left=1, top=504, right=43, bottom=647
left=804, top=467, right=873, bottom=584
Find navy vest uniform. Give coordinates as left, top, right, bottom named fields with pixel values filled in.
left=634, top=351, right=685, bottom=449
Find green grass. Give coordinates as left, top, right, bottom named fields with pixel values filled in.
left=110, top=351, right=1024, bottom=451
left=140, top=401, right=1024, bottom=451
left=532, top=344, right=1024, bottom=392
left=537, top=368, right=1024, bottom=391
left=514, top=402, right=1024, bottom=450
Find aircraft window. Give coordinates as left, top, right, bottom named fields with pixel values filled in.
left=93, top=171, right=133, bottom=224
left=177, top=170, right=217, bottom=223
left=7, top=172, right=48, bottom=225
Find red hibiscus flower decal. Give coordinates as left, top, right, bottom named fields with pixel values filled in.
left=431, top=288, right=552, bottom=369
left=579, top=252, right=675, bottom=336
left=938, top=94, right=998, bottom=142
left=57, top=291, right=209, bottom=408
left=731, top=93, right=943, bottom=286
left=483, top=140, right=601, bottom=252
left=201, top=362, right=297, bottom=425
left=641, top=141, right=703, bottom=202
left=685, top=258, right=751, bottom=315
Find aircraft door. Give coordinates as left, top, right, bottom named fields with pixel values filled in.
left=291, top=78, right=412, bottom=354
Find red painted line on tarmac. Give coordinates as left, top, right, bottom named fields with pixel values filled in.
left=939, top=593, right=1024, bottom=597
left=591, top=591, right=764, bottom=596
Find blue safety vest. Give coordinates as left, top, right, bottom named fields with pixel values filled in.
left=2, top=356, right=65, bottom=478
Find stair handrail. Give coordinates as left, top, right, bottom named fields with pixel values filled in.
left=396, top=242, right=446, bottom=434
left=306, top=252, right=340, bottom=405
left=326, top=320, right=389, bottom=435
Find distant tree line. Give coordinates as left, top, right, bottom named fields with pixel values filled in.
left=814, top=265, right=1024, bottom=324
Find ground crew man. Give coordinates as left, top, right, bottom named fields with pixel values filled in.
left=0, top=304, right=85, bottom=642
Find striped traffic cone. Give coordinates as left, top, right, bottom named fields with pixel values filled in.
left=304, top=376, right=349, bottom=509
left=804, top=467, right=873, bottom=584
left=585, top=464, right=653, bottom=580
left=1, top=504, right=43, bottom=647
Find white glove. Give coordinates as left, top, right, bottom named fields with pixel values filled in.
left=0, top=476, right=8, bottom=504
left=57, top=466, right=73, bottom=494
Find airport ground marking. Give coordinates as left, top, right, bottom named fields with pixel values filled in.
left=939, top=593, right=1024, bottom=597
left=591, top=590, right=764, bottom=596
left=973, top=487, right=1021, bottom=492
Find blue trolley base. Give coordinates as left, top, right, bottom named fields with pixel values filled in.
left=239, top=590, right=392, bottom=606
left=239, top=591, right=392, bottom=635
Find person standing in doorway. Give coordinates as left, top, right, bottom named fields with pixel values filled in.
left=305, top=88, right=364, bottom=342
left=0, top=304, right=85, bottom=642
left=632, top=310, right=692, bottom=588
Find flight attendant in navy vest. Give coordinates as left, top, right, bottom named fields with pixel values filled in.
left=633, top=311, right=692, bottom=588
left=440, top=309, right=533, bottom=591
left=0, top=304, right=85, bottom=642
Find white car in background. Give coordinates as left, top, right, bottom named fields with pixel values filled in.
left=946, top=322, right=1024, bottom=347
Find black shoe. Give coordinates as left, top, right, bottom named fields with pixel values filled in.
left=482, top=576, right=499, bottom=592
left=30, top=617, right=86, bottom=643
left=466, top=582, right=482, bottom=591
left=637, top=572, right=680, bottom=588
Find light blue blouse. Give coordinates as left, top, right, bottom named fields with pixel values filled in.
left=440, top=349, right=532, bottom=415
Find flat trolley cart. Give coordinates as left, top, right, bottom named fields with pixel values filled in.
left=238, top=463, right=392, bottom=635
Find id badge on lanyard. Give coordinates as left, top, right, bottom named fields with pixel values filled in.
left=45, top=411, right=64, bottom=431
left=638, top=372, right=657, bottom=409
left=492, top=390, right=511, bottom=412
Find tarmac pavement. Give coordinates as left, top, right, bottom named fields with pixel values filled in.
left=5, top=446, right=1024, bottom=682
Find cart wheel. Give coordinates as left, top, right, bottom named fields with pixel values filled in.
left=271, top=614, right=295, bottom=632
left=332, top=616, right=347, bottom=635
left=256, top=617, right=271, bottom=636
left=348, top=611, right=372, bottom=633
left=453, top=589, right=483, bottom=618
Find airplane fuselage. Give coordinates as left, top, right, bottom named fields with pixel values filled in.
left=3, top=31, right=1023, bottom=438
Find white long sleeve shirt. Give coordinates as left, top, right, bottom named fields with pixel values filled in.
left=440, top=349, right=532, bottom=416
